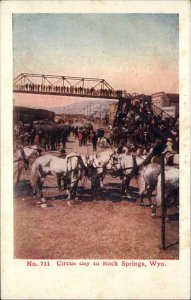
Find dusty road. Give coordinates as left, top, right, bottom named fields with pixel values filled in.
left=14, top=128, right=179, bottom=259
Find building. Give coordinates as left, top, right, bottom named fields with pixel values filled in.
left=109, top=102, right=118, bottom=123
left=151, top=92, right=179, bottom=118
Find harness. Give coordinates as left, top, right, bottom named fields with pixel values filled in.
left=14, top=148, right=29, bottom=170
left=114, top=154, right=147, bottom=180
left=61, top=154, right=88, bottom=185
left=88, top=152, right=114, bottom=170
left=14, top=146, right=41, bottom=169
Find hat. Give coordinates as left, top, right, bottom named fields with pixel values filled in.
left=60, top=148, right=66, bottom=153
left=167, top=138, right=173, bottom=142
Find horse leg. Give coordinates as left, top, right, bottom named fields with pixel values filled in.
left=72, top=182, right=80, bottom=201
left=139, top=172, right=146, bottom=206
left=165, top=208, right=169, bottom=222
left=99, top=176, right=104, bottom=191
left=71, top=170, right=80, bottom=201
left=66, top=188, right=71, bottom=200
left=57, top=174, right=62, bottom=190
left=121, top=178, right=126, bottom=196
left=139, top=193, right=145, bottom=206
left=91, top=174, right=98, bottom=200
left=13, top=167, right=19, bottom=184
left=16, top=167, right=23, bottom=185
left=122, top=176, right=131, bottom=198
left=37, top=176, right=45, bottom=198
left=67, top=183, right=79, bottom=206
left=147, top=186, right=154, bottom=207
left=151, top=199, right=157, bottom=217
left=151, top=204, right=156, bottom=217
left=32, top=176, right=40, bottom=198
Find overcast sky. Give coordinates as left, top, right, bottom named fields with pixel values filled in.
left=13, top=13, right=179, bottom=107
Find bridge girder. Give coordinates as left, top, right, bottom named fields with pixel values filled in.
left=13, top=73, right=114, bottom=91
left=13, top=72, right=125, bottom=100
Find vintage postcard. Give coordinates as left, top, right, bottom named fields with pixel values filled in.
left=1, top=0, right=190, bottom=299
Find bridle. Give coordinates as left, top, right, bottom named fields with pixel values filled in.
left=111, top=154, right=147, bottom=178
left=87, top=152, right=115, bottom=170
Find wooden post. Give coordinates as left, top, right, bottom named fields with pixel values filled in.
left=161, top=153, right=166, bottom=250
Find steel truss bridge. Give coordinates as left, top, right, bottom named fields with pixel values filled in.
left=13, top=73, right=175, bottom=120
left=13, top=73, right=125, bottom=99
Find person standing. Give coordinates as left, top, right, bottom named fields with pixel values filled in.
left=92, top=132, right=98, bottom=152
left=58, top=148, right=67, bottom=159
left=61, top=130, right=67, bottom=149
left=89, top=130, right=94, bottom=143
left=163, top=138, right=174, bottom=155
left=78, top=129, right=83, bottom=146
left=34, top=132, right=39, bottom=145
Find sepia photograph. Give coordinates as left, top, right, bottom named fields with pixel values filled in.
left=13, top=13, right=179, bottom=260
left=1, top=1, right=190, bottom=299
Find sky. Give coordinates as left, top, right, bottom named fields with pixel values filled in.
left=13, top=13, right=179, bottom=108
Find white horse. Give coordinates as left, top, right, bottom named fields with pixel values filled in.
left=151, top=167, right=179, bottom=220
left=138, top=152, right=179, bottom=206
left=112, top=153, right=147, bottom=197
left=165, top=153, right=179, bottom=166
left=80, top=149, right=117, bottom=197
left=31, top=153, right=87, bottom=202
left=13, top=145, right=41, bottom=184
left=139, top=163, right=161, bottom=206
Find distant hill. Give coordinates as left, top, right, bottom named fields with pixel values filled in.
left=49, top=99, right=118, bottom=115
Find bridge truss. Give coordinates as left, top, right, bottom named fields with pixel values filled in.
left=13, top=73, right=123, bottom=99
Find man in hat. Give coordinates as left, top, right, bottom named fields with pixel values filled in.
left=58, top=148, right=67, bottom=159
left=163, top=138, right=173, bottom=154
left=140, top=139, right=165, bottom=165
left=92, top=131, right=98, bottom=152
left=117, top=140, right=128, bottom=154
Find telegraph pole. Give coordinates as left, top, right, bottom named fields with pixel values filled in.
left=89, top=101, right=91, bottom=116
left=161, top=154, right=166, bottom=250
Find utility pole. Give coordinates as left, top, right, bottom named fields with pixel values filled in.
left=100, top=103, right=102, bottom=121
left=89, top=101, right=91, bottom=116
left=161, top=154, right=166, bottom=250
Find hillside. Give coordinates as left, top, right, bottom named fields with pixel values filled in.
left=49, top=99, right=118, bottom=115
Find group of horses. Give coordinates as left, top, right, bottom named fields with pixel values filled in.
left=14, top=145, right=179, bottom=219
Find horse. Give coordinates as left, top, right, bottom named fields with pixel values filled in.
left=30, top=153, right=87, bottom=203
left=151, top=167, right=179, bottom=220
left=80, top=149, right=117, bottom=198
left=13, top=145, right=41, bottom=184
left=138, top=153, right=179, bottom=206
left=165, top=153, right=179, bottom=166
left=139, top=163, right=161, bottom=206
left=111, top=152, right=147, bottom=197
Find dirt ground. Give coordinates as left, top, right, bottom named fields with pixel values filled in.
left=14, top=126, right=179, bottom=259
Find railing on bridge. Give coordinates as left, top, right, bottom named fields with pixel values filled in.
left=13, top=73, right=125, bottom=99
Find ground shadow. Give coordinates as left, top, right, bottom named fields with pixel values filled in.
left=14, top=180, right=33, bottom=197
left=77, top=185, right=123, bottom=203
left=46, top=194, right=67, bottom=201
left=168, top=212, right=179, bottom=221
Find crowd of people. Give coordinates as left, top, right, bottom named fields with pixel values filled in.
left=14, top=83, right=125, bottom=99
left=14, top=125, right=70, bottom=152
left=112, top=96, right=179, bottom=153
left=14, top=120, right=102, bottom=153
left=14, top=93, right=179, bottom=158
